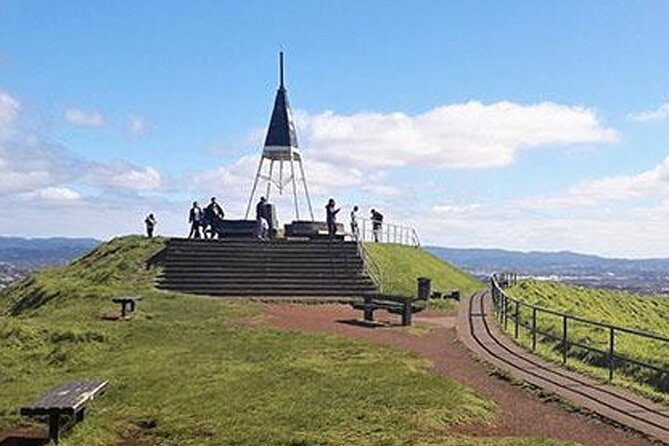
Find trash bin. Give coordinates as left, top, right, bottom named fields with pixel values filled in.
left=417, top=277, right=432, bottom=300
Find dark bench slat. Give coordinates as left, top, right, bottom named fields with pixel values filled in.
left=21, top=380, right=108, bottom=416
left=112, top=296, right=142, bottom=304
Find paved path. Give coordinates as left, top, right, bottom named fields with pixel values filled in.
left=457, top=290, right=669, bottom=444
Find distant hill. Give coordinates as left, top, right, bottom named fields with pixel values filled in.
left=426, top=247, right=669, bottom=293
left=0, top=236, right=100, bottom=268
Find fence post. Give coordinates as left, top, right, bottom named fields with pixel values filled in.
left=514, top=300, right=520, bottom=338
left=562, top=315, right=568, bottom=365
left=532, top=307, right=537, bottom=351
left=502, top=294, right=509, bottom=331
left=608, top=327, right=615, bottom=381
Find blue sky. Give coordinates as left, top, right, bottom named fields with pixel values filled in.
left=1, top=1, right=668, bottom=257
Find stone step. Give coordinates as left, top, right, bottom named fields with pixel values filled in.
left=156, top=287, right=375, bottom=297
left=158, top=271, right=367, bottom=278
left=157, top=260, right=364, bottom=267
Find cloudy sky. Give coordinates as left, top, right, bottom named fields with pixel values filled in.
left=1, top=1, right=668, bottom=258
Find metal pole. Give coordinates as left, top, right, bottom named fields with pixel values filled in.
left=609, top=327, right=615, bottom=381
left=503, top=294, right=508, bottom=331
left=562, top=315, right=568, bottom=365
left=514, top=300, right=520, bottom=339
left=289, top=153, right=300, bottom=220
left=245, top=157, right=264, bottom=219
left=265, top=159, right=274, bottom=199
left=279, top=160, right=284, bottom=192
left=297, top=158, right=315, bottom=221
left=532, top=307, right=537, bottom=351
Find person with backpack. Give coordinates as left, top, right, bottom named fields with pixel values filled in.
left=370, top=209, right=383, bottom=242
left=203, top=197, right=225, bottom=239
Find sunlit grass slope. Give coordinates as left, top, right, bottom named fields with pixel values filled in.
left=365, top=243, right=482, bottom=298
left=0, top=237, right=573, bottom=445
left=507, top=279, right=669, bottom=403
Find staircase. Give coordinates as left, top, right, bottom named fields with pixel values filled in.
left=152, top=238, right=379, bottom=298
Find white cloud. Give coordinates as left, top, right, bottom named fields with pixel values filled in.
left=0, top=92, right=20, bottom=125
left=628, top=101, right=669, bottom=122
left=65, top=108, right=104, bottom=127
left=88, top=162, right=162, bottom=191
left=0, top=93, right=87, bottom=194
left=296, top=101, right=617, bottom=169
left=128, top=115, right=147, bottom=136
left=433, top=203, right=482, bottom=215
left=517, top=154, right=669, bottom=210
left=23, top=186, right=83, bottom=203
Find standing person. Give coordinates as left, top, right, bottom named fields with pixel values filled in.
left=325, top=198, right=340, bottom=238
left=255, top=196, right=268, bottom=239
left=371, top=208, right=383, bottom=242
left=188, top=201, right=203, bottom=239
left=350, top=205, right=359, bottom=239
left=204, top=197, right=224, bottom=238
left=144, top=213, right=156, bottom=238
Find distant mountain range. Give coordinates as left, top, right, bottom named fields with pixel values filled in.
left=426, top=247, right=669, bottom=293
left=0, top=236, right=100, bottom=268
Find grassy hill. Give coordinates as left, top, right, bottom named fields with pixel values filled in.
left=507, top=279, right=669, bottom=403
left=364, top=243, right=482, bottom=298
left=0, top=237, right=570, bottom=445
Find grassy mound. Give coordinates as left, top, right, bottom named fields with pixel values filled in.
left=365, top=243, right=482, bottom=298
left=507, top=279, right=669, bottom=403
left=0, top=237, right=571, bottom=445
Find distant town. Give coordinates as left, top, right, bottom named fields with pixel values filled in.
left=428, top=247, right=669, bottom=295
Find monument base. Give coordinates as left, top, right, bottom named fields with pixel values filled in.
left=284, top=221, right=345, bottom=240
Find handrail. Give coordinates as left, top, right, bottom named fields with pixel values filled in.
left=356, top=239, right=384, bottom=293
left=358, top=218, right=420, bottom=247
left=489, top=273, right=669, bottom=384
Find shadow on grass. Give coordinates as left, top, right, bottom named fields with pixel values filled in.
left=0, top=430, right=48, bottom=446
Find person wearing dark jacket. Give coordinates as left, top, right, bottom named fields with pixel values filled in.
left=204, top=197, right=224, bottom=239
left=325, top=198, right=340, bottom=238
left=188, top=201, right=203, bottom=239
left=144, top=213, right=156, bottom=238
left=371, top=208, right=383, bottom=242
left=255, top=196, right=269, bottom=239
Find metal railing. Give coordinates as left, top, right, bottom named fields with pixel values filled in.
left=490, top=273, right=669, bottom=384
left=356, top=238, right=384, bottom=293
left=358, top=219, right=420, bottom=247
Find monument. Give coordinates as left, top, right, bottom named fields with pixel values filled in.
left=244, top=52, right=315, bottom=222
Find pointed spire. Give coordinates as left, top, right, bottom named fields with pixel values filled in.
left=279, top=51, right=284, bottom=89
left=263, top=52, right=298, bottom=151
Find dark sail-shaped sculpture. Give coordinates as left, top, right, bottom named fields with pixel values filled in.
left=245, top=52, right=314, bottom=221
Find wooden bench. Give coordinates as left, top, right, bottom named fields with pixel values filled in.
left=112, top=295, right=142, bottom=318
left=20, top=380, right=108, bottom=444
left=351, top=294, right=427, bottom=326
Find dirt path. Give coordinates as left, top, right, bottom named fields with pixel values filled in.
left=261, top=303, right=653, bottom=446
left=459, top=290, right=669, bottom=444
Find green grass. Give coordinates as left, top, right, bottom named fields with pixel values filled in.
left=364, top=243, right=482, bottom=302
left=0, top=237, right=574, bottom=445
left=505, top=279, right=669, bottom=404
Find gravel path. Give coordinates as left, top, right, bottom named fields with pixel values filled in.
left=262, top=302, right=653, bottom=446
